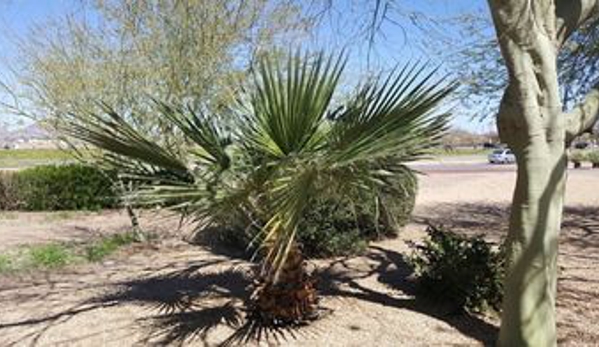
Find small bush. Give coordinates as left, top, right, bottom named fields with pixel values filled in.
left=28, top=244, right=73, bottom=268
left=570, top=150, right=588, bottom=168
left=297, top=200, right=373, bottom=257
left=213, top=181, right=416, bottom=258
left=85, top=232, right=137, bottom=262
left=203, top=171, right=417, bottom=258
left=409, top=225, right=505, bottom=313
left=587, top=151, right=599, bottom=167
left=300, top=173, right=417, bottom=257
left=0, top=164, right=118, bottom=211
left=0, top=172, right=20, bottom=210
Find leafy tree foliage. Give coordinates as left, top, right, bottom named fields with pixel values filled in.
left=1, top=0, right=313, bottom=140
left=449, top=11, right=599, bottom=124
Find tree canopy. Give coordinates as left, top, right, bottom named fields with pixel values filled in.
left=1, top=0, right=314, bottom=138
left=449, top=7, right=599, bottom=126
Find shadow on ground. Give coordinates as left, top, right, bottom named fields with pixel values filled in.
left=414, top=203, right=599, bottom=251
left=5, top=202, right=597, bottom=346
left=317, top=245, right=499, bottom=346
left=0, top=255, right=322, bottom=346
left=0, top=240, right=501, bottom=346
left=1, top=200, right=597, bottom=346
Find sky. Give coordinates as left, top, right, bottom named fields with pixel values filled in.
left=0, top=0, right=496, bottom=133
left=0, top=0, right=84, bottom=129
left=0, top=1, right=87, bottom=63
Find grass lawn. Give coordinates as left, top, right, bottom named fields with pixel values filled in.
left=0, top=148, right=489, bottom=168
left=430, top=147, right=489, bottom=157
left=0, top=149, right=74, bottom=169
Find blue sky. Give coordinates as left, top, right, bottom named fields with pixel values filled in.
left=0, top=1, right=86, bottom=59
left=0, top=0, right=495, bottom=133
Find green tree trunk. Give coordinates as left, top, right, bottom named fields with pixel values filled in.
left=500, top=144, right=566, bottom=346
left=487, top=1, right=599, bottom=345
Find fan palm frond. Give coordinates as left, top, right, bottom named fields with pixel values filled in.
left=327, top=63, right=455, bottom=166
left=157, top=102, right=231, bottom=170
left=60, top=51, right=455, bottom=286
left=241, top=51, right=345, bottom=159
left=253, top=59, right=455, bottom=280
left=60, top=104, right=190, bottom=177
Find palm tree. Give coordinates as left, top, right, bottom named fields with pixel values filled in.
left=61, top=51, right=455, bottom=325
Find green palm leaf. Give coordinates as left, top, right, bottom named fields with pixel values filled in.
left=327, top=63, right=455, bottom=166
left=240, top=51, right=345, bottom=158
left=244, top=57, right=454, bottom=279
left=60, top=104, right=190, bottom=176
left=59, top=51, right=455, bottom=285
left=157, top=102, right=231, bottom=170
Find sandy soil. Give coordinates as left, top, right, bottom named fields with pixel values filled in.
left=0, top=210, right=185, bottom=252
left=416, top=165, right=599, bottom=206
left=0, top=166, right=598, bottom=346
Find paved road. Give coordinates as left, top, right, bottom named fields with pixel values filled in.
left=414, top=161, right=599, bottom=207
left=412, top=162, right=517, bottom=174
left=407, top=155, right=516, bottom=174
left=411, top=159, right=599, bottom=175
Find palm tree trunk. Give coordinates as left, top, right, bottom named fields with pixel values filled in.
left=119, top=179, right=145, bottom=241
left=251, top=243, right=318, bottom=324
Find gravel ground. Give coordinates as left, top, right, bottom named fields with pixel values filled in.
left=0, top=166, right=597, bottom=346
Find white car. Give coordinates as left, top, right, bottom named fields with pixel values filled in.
left=488, top=149, right=516, bottom=164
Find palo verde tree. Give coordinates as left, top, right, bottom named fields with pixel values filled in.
left=0, top=0, right=312, bottom=133
left=486, top=1, right=599, bottom=345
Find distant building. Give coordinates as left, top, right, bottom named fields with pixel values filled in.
left=442, top=128, right=500, bottom=150
left=0, top=123, right=61, bottom=149
left=13, top=138, right=62, bottom=150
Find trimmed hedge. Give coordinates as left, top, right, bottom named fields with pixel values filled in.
left=570, top=149, right=599, bottom=168
left=0, top=164, right=117, bottom=211
left=587, top=151, right=599, bottom=168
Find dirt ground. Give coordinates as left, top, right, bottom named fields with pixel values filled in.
left=0, top=209, right=182, bottom=252
left=0, top=166, right=597, bottom=346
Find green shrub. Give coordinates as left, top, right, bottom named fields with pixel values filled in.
left=211, top=174, right=417, bottom=258
left=28, top=244, right=74, bottom=268
left=570, top=150, right=588, bottom=166
left=587, top=151, right=599, bottom=166
left=2, top=164, right=118, bottom=211
left=85, top=232, right=137, bottom=262
left=296, top=199, right=373, bottom=257
left=409, top=225, right=505, bottom=313
left=0, top=172, right=20, bottom=210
